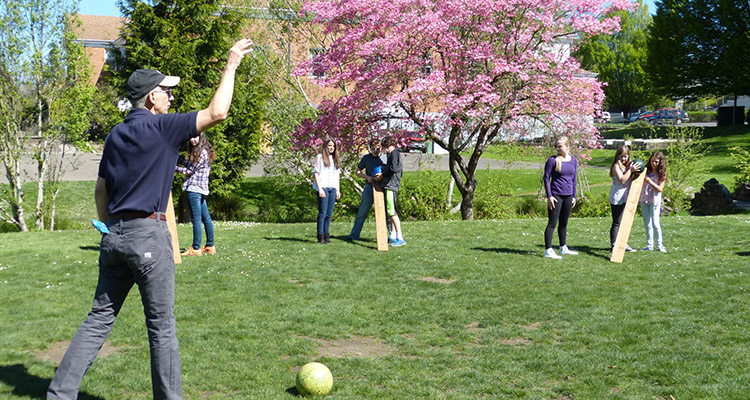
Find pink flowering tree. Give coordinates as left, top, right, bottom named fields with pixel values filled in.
left=293, top=0, right=632, bottom=220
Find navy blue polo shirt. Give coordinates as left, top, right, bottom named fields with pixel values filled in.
left=98, top=108, right=198, bottom=216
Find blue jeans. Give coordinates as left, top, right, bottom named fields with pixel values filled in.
left=316, top=187, right=337, bottom=235
left=48, top=217, right=182, bottom=400
left=349, top=184, right=392, bottom=239
left=187, top=191, right=214, bottom=250
left=349, top=183, right=374, bottom=239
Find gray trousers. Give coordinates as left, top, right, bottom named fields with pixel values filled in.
left=47, top=217, right=182, bottom=400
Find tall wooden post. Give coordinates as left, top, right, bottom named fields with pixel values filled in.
left=165, top=192, right=182, bottom=264
left=610, top=172, right=646, bottom=263
left=372, top=182, right=389, bottom=251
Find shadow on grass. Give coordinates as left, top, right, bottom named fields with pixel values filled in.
left=263, top=237, right=312, bottom=243
left=79, top=245, right=100, bottom=251
left=285, top=386, right=302, bottom=396
left=0, top=364, right=104, bottom=400
left=472, top=247, right=533, bottom=255
left=737, top=252, right=750, bottom=257
left=474, top=245, right=613, bottom=260
left=336, top=235, right=378, bottom=249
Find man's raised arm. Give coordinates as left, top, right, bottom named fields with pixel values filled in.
left=196, top=38, right=254, bottom=132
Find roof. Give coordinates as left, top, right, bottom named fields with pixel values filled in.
left=73, top=14, right=125, bottom=41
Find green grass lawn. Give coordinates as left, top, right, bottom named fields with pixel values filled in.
left=484, top=124, right=750, bottom=190
left=2, top=216, right=749, bottom=399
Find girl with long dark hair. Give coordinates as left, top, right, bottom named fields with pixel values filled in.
left=176, top=132, right=217, bottom=255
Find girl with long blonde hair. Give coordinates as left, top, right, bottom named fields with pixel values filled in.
left=542, top=136, right=578, bottom=259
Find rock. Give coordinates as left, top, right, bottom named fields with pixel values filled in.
left=691, top=178, right=734, bottom=215
left=733, top=182, right=750, bottom=201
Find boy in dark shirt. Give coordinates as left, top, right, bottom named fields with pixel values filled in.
left=347, top=138, right=387, bottom=241
left=379, top=136, right=405, bottom=246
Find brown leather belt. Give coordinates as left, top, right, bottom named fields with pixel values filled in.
left=111, top=212, right=167, bottom=221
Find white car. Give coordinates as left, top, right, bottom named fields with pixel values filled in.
left=596, top=111, right=611, bottom=123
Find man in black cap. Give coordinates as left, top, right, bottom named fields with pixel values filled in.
left=47, top=38, right=254, bottom=400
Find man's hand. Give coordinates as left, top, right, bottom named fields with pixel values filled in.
left=196, top=38, right=254, bottom=132
left=226, top=39, right=254, bottom=71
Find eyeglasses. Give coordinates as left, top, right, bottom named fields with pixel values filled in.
left=152, top=88, right=173, bottom=97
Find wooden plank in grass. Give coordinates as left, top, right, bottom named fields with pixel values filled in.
left=610, top=171, right=646, bottom=263
left=373, top=182, right=389, bottom=252
left=166, top=192, right=182, bottom=264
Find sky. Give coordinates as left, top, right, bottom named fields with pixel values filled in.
left=77, top=0, right=660, bottom=17
left=77, top=0, right=120, bottom=17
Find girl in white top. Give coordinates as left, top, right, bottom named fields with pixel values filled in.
left=609, top=145, right=640, bottom=252
left=639, top=151, right=668, bottom=252
left=313, top=139, right=341, bottom=244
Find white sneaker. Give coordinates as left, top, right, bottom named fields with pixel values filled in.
left=560, top=245, right=578, bottom=256
left=544, top=248, right=562, bottom=259
left=642, top=246, right=653, bottom=251
left=625, top=245, right=637, bottom=252
left=657, top=246, right=667, bottom=253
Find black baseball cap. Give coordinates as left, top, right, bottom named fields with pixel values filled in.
left=126, top=69, right=180, bottom=100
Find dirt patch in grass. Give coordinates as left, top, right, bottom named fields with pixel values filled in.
left=417, top=276, right=457, bottom=284
left=466, top=321, right=483, bottom=333
left=297, top=335, right=395, bottom=358
left=498, top=337, right=531, bottom=346
left=523, top=322, right=541, bottom=330
left=35, top=341, right=126, bottom=364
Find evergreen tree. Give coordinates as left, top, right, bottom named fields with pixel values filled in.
left=647, top=0, right=750, bottom=99
left=114, top=0, right=270, bottom=207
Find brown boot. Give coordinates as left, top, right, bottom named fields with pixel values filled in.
left=317, top=234, right=325, bottom=244
left=324, top=233, right=331, bottom=244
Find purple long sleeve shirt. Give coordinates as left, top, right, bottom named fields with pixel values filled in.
left=543, top=155, right=577, bottom=198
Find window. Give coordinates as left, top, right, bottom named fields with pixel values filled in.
left=309, top=47, right=326, bottom=79
left=419, top=52, right=433, bottom=76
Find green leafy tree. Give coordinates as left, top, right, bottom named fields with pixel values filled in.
left=663, top=126, right=708, bottom=213
left=575, top=0, right=657, bottom=118
left=0, top=0, right=94, bottom=231
left=113, top=0, right=270, bottom=207
left=0, top=1, right=29, bottom=231
left=647, top=0, right=750, bottom=100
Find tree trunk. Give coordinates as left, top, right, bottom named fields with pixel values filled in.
left=460, top=186, right=475, bottom=220
left=447, top=150, right=478, bottom=220
left=0, top=153, right=29, bottom=232
left=34, top=139, right=48, bottom=231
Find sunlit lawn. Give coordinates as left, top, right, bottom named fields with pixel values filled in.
left=1, top=215, right=749, bottom=399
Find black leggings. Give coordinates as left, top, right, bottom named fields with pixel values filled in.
left=544, top=195, right=573, bottom=249
left=610, top=203, right=626, bottom=246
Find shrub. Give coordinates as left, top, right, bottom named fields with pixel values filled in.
left=573, top=191, right=611, bottom=218
left=688, top=111, right=716, bottom=122
left=729, top=146, right=750, bottom=190
left=399, top=170, right=450, bottom=221
left=662, top=126, right=709, bottom=214
left=515, top=196, right=547, bottom=218
left=629, top=120, right=652, bottom=129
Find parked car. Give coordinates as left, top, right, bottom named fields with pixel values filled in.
left=680, top=110, right=690, bottom=123
left=637, top=108, right=687, bottom=125
left=626, top=111, right=649, bottom=124
left=404, top=131, right=427, bottom=153
left=596, top=111, right=611, bottom=123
